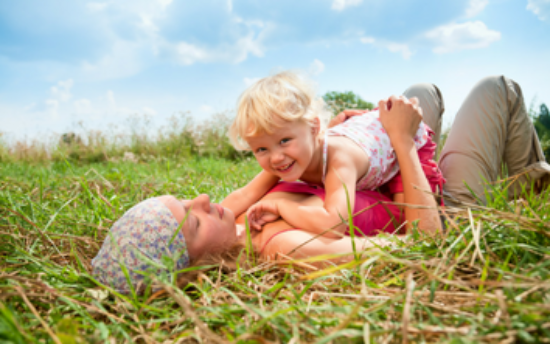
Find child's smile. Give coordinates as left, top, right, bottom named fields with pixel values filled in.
left=246, top=118, right=321, bottom=182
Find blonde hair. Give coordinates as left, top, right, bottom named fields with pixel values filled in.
left=229, top=71, right=331, bottom=150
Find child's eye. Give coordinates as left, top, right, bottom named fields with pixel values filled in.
left=255, top=147, right=267, bottom=154
left=280, top=138, right=291, bottom=144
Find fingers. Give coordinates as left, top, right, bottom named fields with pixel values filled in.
left=328, top=113, right=345, bottom=128
left=329, top=109, right=368, bottom=128
left=378, top=99, right=388, bottom=111
left=380, top=95, right=422, bottom=114
left=246, top=207, right=261, bottom=230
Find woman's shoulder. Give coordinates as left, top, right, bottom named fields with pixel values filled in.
left=252, top=220, right=301, bottom=257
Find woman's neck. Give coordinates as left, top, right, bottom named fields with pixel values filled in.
left=236, top=223, right=247, bottom=242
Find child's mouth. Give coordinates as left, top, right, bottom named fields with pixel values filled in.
left=276, top=161, right=295, bottom=173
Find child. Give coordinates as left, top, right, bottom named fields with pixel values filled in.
left=222, top=71, right=442, bottom=237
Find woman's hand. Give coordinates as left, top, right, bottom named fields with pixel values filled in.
left=328, top=109, right=368, bottom=128
left=246, top=200, right=281, bottom=230
left=378, top=96, right=422, bottom=143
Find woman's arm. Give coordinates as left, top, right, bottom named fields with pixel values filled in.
left=262, top=228, right=397, bottom=264
left=379, top=96, right=441, bottom=234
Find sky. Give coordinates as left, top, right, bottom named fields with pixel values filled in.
left=1, top=0, right=550, bottom=142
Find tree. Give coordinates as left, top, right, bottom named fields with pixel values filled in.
left=323, top=91, right=374, bottom=116
left=533, top=103, right=550, bottom=161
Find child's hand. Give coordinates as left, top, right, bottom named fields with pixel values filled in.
left=378, top=96, right=422, bottom=142
left=328, top=109, right=368, bottom=128
left=246, top=200, right=281, bottom=230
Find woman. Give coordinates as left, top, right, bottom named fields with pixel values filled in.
left=92, top=75, right=549, bottom=293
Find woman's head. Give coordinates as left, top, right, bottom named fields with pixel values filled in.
left=229, top=71, right=331, bottom=150
left=91, top=194, right=238, bottom=293
left=157, top=194, right=237, bottom=259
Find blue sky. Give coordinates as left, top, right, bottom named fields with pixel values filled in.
left=1, top=0, right=549, bottom=141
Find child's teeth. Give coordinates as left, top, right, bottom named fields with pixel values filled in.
left=279, top=162, right=292, bottom=171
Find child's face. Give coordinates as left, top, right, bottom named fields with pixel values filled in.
left=246, top=118, right=319, bottom=182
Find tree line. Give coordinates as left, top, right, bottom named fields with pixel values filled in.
left=533, top=103, right=550, bottom=161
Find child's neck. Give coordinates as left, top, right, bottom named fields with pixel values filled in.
left=299, top=135, right=325, bottom=185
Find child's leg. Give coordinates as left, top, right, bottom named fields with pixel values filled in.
left=439, top=75, right=549, bottom=205
left=403, top=83, right=445, bottom=146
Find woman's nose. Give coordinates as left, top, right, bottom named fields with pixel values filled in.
left=193, top=194, right=211, bottom=212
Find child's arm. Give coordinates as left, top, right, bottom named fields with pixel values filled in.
left=380, top=96, right=441, bottom=234
left=221, top=170, right=280, bottom=218
left=247, top=153, right=360, bottom=238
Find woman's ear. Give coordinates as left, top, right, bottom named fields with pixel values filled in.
left=311, top=117, right=321, bottom=135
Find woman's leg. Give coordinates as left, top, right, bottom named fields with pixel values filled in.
left=403, top=83, right=445, bottom=146
left=439, top=75, right=549, bottom=205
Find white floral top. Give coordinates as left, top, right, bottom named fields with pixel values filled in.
left=323, top=110, right=430, bottom=190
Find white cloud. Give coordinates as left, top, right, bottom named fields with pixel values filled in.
left=200, top=105, right=214, bottom=113
left=157, top=0, right=173, bottom=11
left=527, top=0, right=550, bottom=21
left=79, top=1, right=270, bottom=75
left=360, top=37, right=412, bottom=59
left=465, top=0, right=489, bottom=17
left=331, top=0, right=362, bottom=11
left=139, top=14, right=160, bottom=34
left=86, top=2, right=108, bottom=12
left=309, top=59, right=325, bottom=76
left=386, top=43, right=413, bottom=60
left=426, top=21, right=501, bottom=54
left=23, top=103, right=36, bottom=112
left=74, top=99, right=93, bottom=115
left=244, top=77, right=260, bottom=86
left=107, top=90, right=116, bottom=107
left=45, top=99, right=59, bottom=119
left=50, top=79, right=73, bottom=102
left=81, top=40, right=144, bottom=80
left=174, top=42, right=209, bottom=65
left=360, top=36, right=376, bottom=44
left=142, top=107, right=157, bottom=116
left=170, top=29, right=266, bottom=65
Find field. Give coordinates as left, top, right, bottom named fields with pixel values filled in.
left=1, top=125, right=550, bottom=343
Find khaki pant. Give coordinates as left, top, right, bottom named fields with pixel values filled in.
left=404, top=76, right=550, bottom=205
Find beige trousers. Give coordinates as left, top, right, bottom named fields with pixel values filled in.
left=404, top=75, right=550, bottom=205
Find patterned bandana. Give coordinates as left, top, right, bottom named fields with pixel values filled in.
left=91, top=198, right=190, bottom=294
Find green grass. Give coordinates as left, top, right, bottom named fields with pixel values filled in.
left=2, top=155, right=550, bottom=343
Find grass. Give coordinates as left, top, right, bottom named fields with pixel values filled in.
left=1, top=130, right=550, bottom=342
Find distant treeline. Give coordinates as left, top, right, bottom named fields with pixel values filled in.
left=2, top=92, right=547, bottom=164
left=533, top=103, right=550, bottom=161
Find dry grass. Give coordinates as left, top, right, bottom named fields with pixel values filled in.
left=1, top=154, right=549, bottom=343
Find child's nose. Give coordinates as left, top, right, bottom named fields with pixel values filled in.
left=271, top=150, right=285, bottom=164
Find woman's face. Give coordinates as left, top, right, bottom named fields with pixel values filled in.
left=158, top=194, right=237, bottom=259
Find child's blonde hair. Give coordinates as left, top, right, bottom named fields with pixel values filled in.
left=229, top=71, right=331, bottom=150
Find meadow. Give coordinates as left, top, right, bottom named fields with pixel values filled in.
left=1, top=114, right=550, bottom=343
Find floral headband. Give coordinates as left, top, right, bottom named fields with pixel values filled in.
left=91, top=198, right=189, bottom=294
